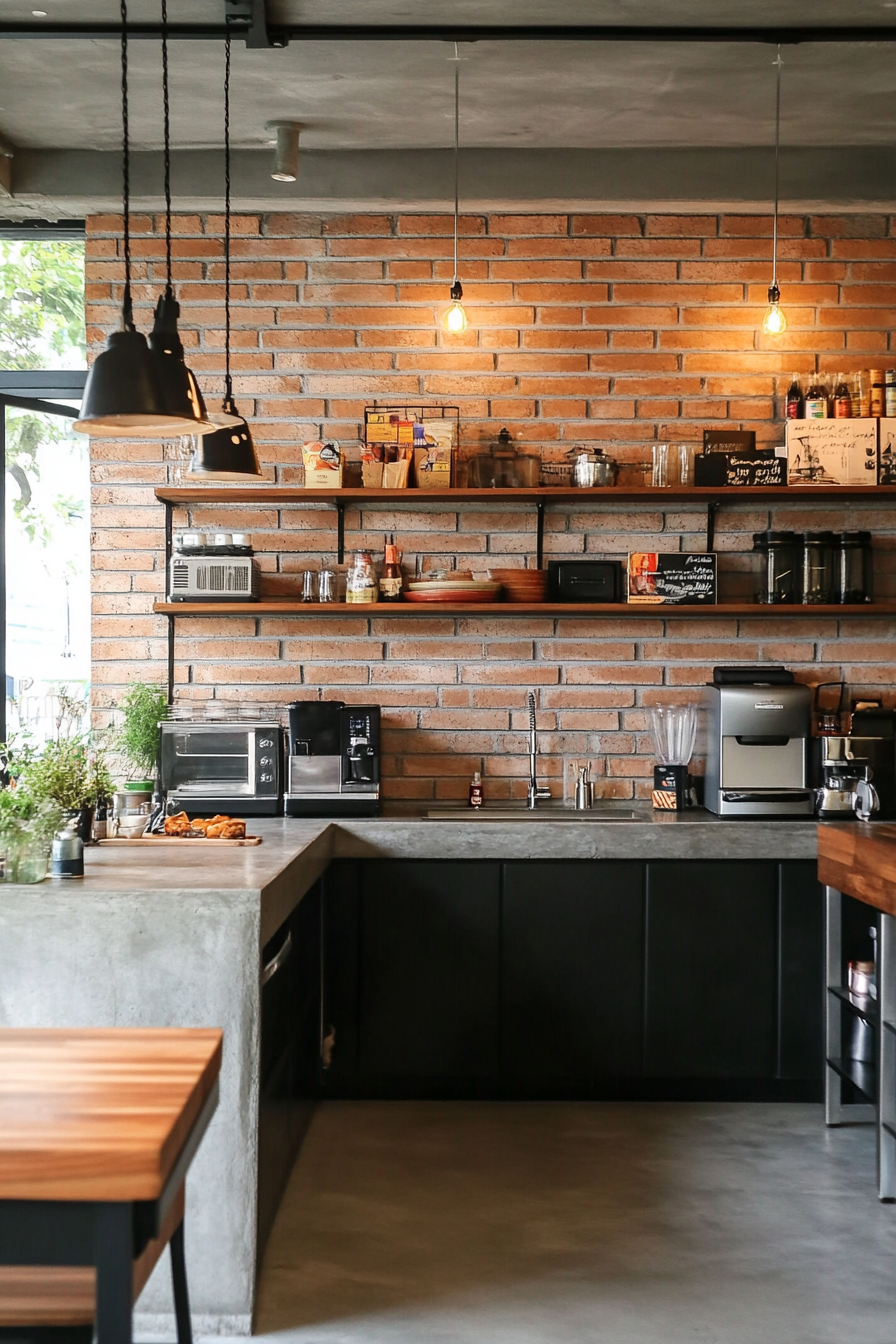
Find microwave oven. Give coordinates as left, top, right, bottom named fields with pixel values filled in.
left=159, top=721, right=283, bottom=816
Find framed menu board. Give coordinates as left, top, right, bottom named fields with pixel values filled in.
left=627, top=552, right=717, bottom=605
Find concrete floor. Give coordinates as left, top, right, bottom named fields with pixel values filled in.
left=240, top=1101, right=896, bottom=1343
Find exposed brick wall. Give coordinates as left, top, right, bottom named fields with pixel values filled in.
left=87, top=210, right=896, bottom=801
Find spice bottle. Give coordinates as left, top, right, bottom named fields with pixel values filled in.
left=469, top=771, right=483, bottom=808
left=379, top=534, right=403, bottom=603
left=886, top=370, right=896, bottom=418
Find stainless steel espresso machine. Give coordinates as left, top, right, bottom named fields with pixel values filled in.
left=285, top=700, right=381, bottom=817
left=814, top=689, right=896, bottom=820
left=705, top=666, right=814, bottom=817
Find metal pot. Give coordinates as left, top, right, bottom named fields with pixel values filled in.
left=569, top=447, right=618, bottom=487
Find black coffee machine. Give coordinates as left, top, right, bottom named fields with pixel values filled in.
left=285, top=701, right=381, bottom=817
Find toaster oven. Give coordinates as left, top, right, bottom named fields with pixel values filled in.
left=168, top=555, right=260, bottom=601
left=159, top=721, right=283, bottom=815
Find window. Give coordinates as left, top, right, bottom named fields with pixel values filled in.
left=0, top=223, right=88, bottom=743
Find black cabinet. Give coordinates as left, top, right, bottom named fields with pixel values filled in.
left=644, top=861, right=779, bottom=1079
left=257, top=881, right=321, bottom=1256
left=502, top=861, right=644, bottom=1091
left=322, top=856, right=823, bottom=1101
left=356, top=861, right=501, bottom=1094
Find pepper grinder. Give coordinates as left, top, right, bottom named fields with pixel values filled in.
left=575, top=765, right=594, bottom=811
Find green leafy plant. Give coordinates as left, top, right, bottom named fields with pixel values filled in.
left=17, top=737, right=112, bottom=812
left=117, top=683, right=168, bottom=781
left=0, top=784, right=62, bottom=846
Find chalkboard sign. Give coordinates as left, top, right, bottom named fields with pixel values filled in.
left=628, top=552, right=717, bottom=605
left=694, top=449, right=786, bottom=487
left=703, top=429, right=757, bottom=454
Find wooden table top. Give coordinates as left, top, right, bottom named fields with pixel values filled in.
left=0, top=1028, right=222, bottom=1202
left=817, top=823, right=896, bottom=916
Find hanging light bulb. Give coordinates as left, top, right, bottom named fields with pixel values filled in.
left=188, top=21, right=261, bottom=479
left=444, top=280, right=468, bottom=333
left=759, top=47, right=786, bottom=338
left=75, top=0, right=206, bottom=438
left=442, top=47, right=468, bottom=335
left=266, top=120, right=301, bottom=182
left=762, top=283, right=787, bottom=335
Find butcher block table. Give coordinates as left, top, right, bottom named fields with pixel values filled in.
left=818, top=823, right=896, bottom=1200
left=0, top=1028, right=222, bottom=1343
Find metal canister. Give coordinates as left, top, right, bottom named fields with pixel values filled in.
left=51, top=822, right=84, bottom=879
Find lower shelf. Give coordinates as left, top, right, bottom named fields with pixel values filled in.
left=828, top=985, right=880, bottom=1024
left=827, top=1055, right=877, bottom=1102
left=154, top=600, right=896, bottom=618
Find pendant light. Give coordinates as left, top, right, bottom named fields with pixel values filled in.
left=761, top=46, right=786, bottom=336
left=188, top=20, right=262, bottom=479
left=148, top=0, right=213, bottom=433
left=442, top=45, right=467, bottom=334
left=75, top=0, right=204, bottom=438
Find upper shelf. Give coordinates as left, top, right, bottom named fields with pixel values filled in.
left=155, top=485, right=896, bottom=506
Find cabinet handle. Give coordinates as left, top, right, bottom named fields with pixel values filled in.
left=261, top=929, right=293, bottom=985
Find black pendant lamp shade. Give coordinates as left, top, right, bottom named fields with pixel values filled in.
left=187, top=19, right=261, bottom=479
left=149, top=290, right=213, bottom=429
left=74, top=0, right=210, bottom=439
left=189, top=397, right=261, bottom=479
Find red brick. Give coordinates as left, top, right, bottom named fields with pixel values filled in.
left=645, top=216, right=718, bottom=237
left=570, top=215, right=643, bottom=236
left=490, top=214, right=568, bottom=236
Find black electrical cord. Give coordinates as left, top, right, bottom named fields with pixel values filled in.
left=161, top=0, right=172, bottom=298
left=120, top=0, right=133, bottom=329
left=223, top=21, right=233, bottom=408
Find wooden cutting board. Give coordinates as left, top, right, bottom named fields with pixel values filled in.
left=98, top=835, right=262, bottom=847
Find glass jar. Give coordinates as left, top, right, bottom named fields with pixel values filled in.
left=345, top=549, right=378, bottom=605
left=0, top=829, right=51, bottom=884
left=837, top=531, right=873, bottom=604
left=801, top=531, right=835, bottom=605
left=752, top=530, right=798, bottom=605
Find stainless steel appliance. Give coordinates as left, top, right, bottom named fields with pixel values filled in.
left=704, top=667, right=813, bottom=816
left=816, top=734, right=896, bottom=820
left=168, top=554, right=260, bottom=601
left=285, top=701, right=380, bottom=816
left=160, top=720, right=283, bottom=815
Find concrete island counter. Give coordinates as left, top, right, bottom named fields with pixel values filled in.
left=0, top=809, right=823, bottom=1334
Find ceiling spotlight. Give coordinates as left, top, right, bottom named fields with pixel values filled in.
left=265, top=120, right=301, bottom=182
left=32, top=10, right=48, bottom=16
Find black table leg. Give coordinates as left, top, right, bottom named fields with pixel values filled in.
left=94, top=1202, right=133, bottom=1344
left=170, top=1218, right=193, bottom=1344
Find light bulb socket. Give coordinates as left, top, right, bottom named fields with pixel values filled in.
left=450, top=279, right=463, bottom=302
left=266, top=120, right=301, bottom=183
left=767, top=281, right=781, bottom=306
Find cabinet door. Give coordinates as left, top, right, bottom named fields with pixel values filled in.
left=645, top=861, right=777, bottom=1078
left=502, top=861, right=644, bottom=1086
left=777, top=861, right=824, bottom=1080
left=358, top=861, right=500, bottom=1091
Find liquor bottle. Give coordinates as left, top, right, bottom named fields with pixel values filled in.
left=886, top=369, right=896, bottom=417
left=379, top=534, right=403, bottom=603
left=820, top=372, right=832, bottom=414
left=833, top=372, right=852, bottom=418
left=804, top=377, right=828, bottom=419
left=851, top=371, right=868, bottom=418
left=785, top=374, right=802, bottom=419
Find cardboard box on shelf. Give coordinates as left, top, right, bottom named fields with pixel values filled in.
left=785, top=419, right=879, bottom=486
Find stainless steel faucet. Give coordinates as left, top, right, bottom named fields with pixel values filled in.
left=526, top=691, right=552, bottom=810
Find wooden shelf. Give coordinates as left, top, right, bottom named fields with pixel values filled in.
left=155, top=601, right=896, bottom=618
left=155, top=484, right=896, bottom=506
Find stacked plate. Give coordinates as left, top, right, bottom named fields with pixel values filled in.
left=405, top=579, right=502, bottom=604
left=487, top=568, right=548, bottom=603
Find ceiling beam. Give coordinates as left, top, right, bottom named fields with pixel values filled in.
left=2, top=21, right=896, bottom=44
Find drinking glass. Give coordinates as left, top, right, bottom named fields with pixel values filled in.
left=318, top=569, right=336, bottom=603
left=651, top=443, right=670, bottom=488
left=675, top=444, right=696, bottom=485
left=301, top=570, right=318, bottom=603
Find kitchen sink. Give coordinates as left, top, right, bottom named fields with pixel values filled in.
left=424, top=808, right=641, bottom=821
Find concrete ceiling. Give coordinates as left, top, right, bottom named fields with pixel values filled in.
left=2, top=1, right=896, bottom=214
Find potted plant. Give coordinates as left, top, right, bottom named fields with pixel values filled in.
left=117, top=682, right=168, bottom=792
left=18, top=738, right=114, bottom=844
left=0, top=739, right=63, bottom=883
